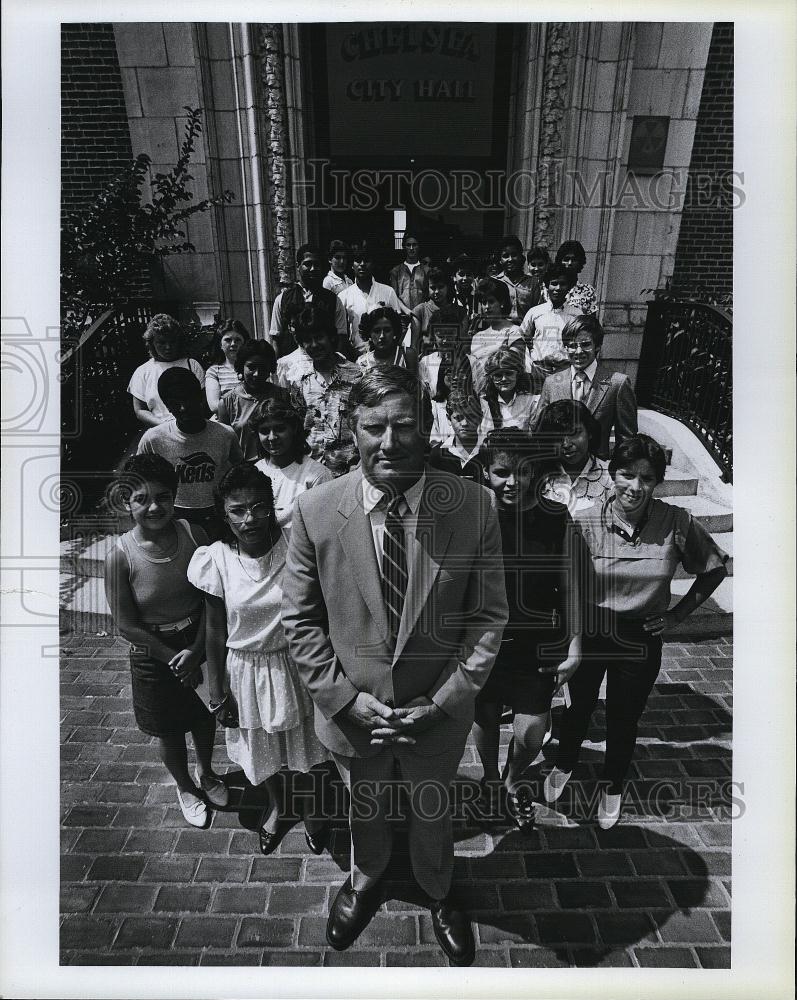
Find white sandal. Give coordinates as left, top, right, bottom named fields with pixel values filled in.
left=597, top=791, right=622, bottom=830
left=177, top=787, right=208, bottom=828
left=543, top=767, right=572, bottom=804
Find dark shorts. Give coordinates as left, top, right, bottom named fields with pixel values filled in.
left=477, top=632, right=566, bottom=715
left=129, top=620, right=214, bottom=738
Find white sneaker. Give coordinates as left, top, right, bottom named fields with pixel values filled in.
left=597, top=791, right=622, bottom=830
left=543, top=768, right=572, bottom=804
left=197, top=770, right=229, bottom=808
left=177, top=788, right=208, bottom=827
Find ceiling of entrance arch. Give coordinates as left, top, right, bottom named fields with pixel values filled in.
left=325, top=23, right=498, bottom=158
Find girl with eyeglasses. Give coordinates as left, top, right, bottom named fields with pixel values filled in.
left=187, top=464, right=330, bottom=856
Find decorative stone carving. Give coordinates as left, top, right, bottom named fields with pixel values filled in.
left=533, top=23, right=571, bottom=251
left=258, top=24, right=295, bottom=290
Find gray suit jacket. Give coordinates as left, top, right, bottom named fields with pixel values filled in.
left=535, top=363, right=638, bottom=459
left=281, top=467, right=508, bottom=758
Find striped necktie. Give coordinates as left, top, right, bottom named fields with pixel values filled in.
left=573, top=370, right=587, bottom=402
left=381, top=495, right=408, bottom=640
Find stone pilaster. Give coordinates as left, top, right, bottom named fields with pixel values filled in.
left=532, top=23, right=571, bottom=251
left=258, top=24, right=295, bottom=290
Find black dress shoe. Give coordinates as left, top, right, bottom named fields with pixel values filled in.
left=326, top=877, right=381, bottom=950
left=258, top=826, right=279, bottom=856
left=304, top=821, right=331, bottom=856
left=430, top=898, right=475, bottom=967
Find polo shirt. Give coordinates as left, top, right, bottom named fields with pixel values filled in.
left=574, top=496, right=729, bottom=617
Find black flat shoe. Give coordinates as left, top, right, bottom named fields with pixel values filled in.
left=474, top=778, right=506, bottom=825
left=304, top=821, right=331, bottom=856
left=258, top=806, right=281, bottom=855
left=326, top=877, right=381, bottom=950
left=258, top=826, right=280, bottom=855
left=506, top=785, right=536, bottom=835
left=430, top=897, right=475, bottom=967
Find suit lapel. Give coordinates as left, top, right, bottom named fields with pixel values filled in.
left=392, top=485, right=454, bottom=663
left=336, top=477, right=390, bottom=641
left=586, top=367, right=612, bottom=411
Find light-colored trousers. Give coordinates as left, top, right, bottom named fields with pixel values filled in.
left=332, top=741, right=465, bottom=900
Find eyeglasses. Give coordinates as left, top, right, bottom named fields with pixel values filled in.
left=565, top=341, right=595, bottom=352
left=224, top=502, right=272, bottom=522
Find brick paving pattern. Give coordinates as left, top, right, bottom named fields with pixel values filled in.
left=60, top=630, right=732, bottom=968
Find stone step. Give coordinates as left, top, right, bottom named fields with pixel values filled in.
left=670, top=574, right=733, bottom=615
left=675, top=531, right=733, bottom=578
left=60, top=573, right=116, bottom=635
left=654, top=468, right=698, bottom=498
left=659, top=494, right=733, bottom=533
left=62, top=533, right=120, bottom=580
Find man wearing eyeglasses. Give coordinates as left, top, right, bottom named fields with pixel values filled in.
left=534, top=314, right=638, bottom=459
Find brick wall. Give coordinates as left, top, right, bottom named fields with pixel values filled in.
left=62, top=23, right=135, bottom=220
left=62, top=23, right=152, bottom=299
left=670, top=23, right=733, bottom=300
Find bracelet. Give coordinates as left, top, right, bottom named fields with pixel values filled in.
left=209, top=694, right=229, bottom=713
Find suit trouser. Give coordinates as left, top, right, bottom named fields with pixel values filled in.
left=556, top=620, right=663, bottom=792
left=332, top=741, right=464, bottom=900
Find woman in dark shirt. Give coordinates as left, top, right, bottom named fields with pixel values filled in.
left=473, top=429, right=583, bottom=832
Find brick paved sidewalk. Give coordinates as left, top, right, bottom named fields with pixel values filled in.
left=60, top=629, right=732, bottom=968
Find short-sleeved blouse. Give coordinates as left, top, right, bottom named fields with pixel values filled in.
left=574, top=496, right=729, bottom=617
left=469, top=323, right=523, bottom=365
left=127, top=358, right=206, bottom=422
left=216, top=384, right=291, bottom=461
left=541, top=456, right=613, bottom=514
left=206, top=363, right=240, bottom=400
left=254, top=456, right=333, bottom=531
left=186, top=536, right=290, bottom=652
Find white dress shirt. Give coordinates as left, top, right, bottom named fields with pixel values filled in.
left=339, top=280, right=407, bottom=352
left=571, top=359, right=599, bottom=400
left=361, top=471, right=426, bottom=582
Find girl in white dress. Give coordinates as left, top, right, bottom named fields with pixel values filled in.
left=250, top=397, right=334, bottom=537
left=187, top=464, right=330, bottom=856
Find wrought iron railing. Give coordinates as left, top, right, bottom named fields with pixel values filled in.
left=636, top=299, right=732, bottom=482
left=61, top=301, right=179, bottom=511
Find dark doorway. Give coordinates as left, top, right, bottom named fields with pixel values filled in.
left=300, top=22, right=515, bottom=278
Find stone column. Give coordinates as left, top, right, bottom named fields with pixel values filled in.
left=258, top=24, right=296, bottom=291
left=532, top=23, right=572, bottom=253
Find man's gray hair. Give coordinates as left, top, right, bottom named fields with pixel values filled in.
left=348, top=366, right=433, bottom=437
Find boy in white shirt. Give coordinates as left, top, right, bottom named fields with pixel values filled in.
left=339, top=244, right=408, bottom=353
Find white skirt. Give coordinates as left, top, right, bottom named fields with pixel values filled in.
left=225, top=647, right=329, bottom=785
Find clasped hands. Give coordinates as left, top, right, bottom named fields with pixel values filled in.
left=168, top=648, right=203, bottom=689
left=345, top=692, right=445, bottom=746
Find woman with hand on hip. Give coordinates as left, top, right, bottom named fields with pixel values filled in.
left=543, top=434, right=729, bottom=829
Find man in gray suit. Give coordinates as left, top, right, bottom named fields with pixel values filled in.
left=282, top=367, right=507, bottom=966
left=534, top=314, right=638, bottom=459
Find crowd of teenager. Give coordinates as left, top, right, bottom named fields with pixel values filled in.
left=111, top=233, right=729, bottom=965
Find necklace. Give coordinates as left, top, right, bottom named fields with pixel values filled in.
left=235, top=534, right=276, bottom=582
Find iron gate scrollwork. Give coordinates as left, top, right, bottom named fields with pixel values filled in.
left=637, top=300, right=732, bottom=483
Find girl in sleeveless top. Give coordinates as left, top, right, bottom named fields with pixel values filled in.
left=104, top=454, right=228, bottom=828
left=357, top=307, right=418, bottom=375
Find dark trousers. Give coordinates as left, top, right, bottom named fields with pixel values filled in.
left=556, top=619, right=662, bottom=792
